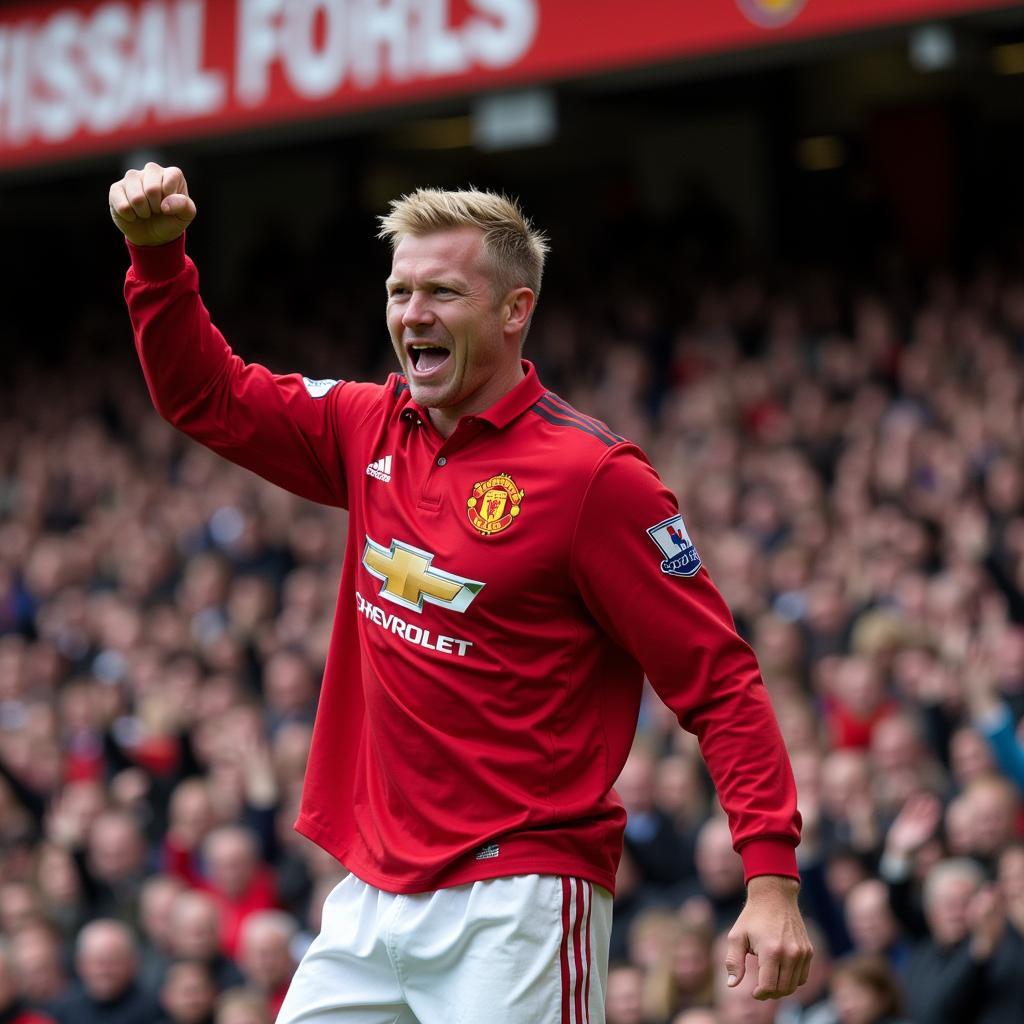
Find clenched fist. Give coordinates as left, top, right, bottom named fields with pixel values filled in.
left=108, top=162, right=196, bottom=247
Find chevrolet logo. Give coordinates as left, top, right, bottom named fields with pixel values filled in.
left=361, top=537, right=484, bottom=614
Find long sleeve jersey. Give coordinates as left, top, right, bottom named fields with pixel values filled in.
left=124, top=237, right=800, bottom=895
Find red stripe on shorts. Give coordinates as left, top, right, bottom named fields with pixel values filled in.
left=584, top=882, right=593, bottom=1023
left=560, top=877, right=572, bottom=1024
left=573, top=879, right=585, bottom=1024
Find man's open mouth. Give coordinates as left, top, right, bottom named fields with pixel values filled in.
left=408, top=343, right=451, bottom=374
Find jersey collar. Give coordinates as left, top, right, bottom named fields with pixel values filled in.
left=473, top=360, right=545, bottom=430
left=400, top=361, right=545, bottom=434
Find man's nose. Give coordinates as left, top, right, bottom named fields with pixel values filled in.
left=402, top=291, right=434, bottom=328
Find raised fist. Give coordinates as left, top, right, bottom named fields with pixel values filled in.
left=108, top=161, right=196, bottom=247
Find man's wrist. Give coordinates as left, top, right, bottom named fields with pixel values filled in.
left=746, top=874, right=800, bottom=898
left=127, top=234, right=187, bottom=281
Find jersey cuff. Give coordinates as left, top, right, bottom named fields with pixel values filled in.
left=740, top=837, right=800, bottom=884
left=127, top=234, right=186, bottom=281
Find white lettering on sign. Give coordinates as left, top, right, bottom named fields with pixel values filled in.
left=0, top=0, right=539, bottom=152
left=0, top=0, right=226, bottom=145
left=467, top=0, right=537, bottom=69
left=236, top=0, right=538, bottom=105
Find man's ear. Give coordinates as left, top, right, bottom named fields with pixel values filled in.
left=503, top=288, right=536, bottom=335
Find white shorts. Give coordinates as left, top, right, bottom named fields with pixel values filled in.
left=276, top=872, right=611, bottom=1024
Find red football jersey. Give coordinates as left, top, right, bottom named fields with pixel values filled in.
left=125, top=238, right=800, bottom=894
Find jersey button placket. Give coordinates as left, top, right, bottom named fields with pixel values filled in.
left=417, top=450, right=449, bottom=510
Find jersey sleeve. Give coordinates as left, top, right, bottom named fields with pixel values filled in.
left=123, top=237, right=379, bottom=509
left=570, top=444, right=801, bottom=882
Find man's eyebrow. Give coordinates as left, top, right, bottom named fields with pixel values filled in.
left=386, top=274, right=466, bottom=290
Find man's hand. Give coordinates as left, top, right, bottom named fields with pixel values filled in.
left=724, top=875, right=812, bottom=1000
left=962, top=641, right=1002, bottom=719
left=884, top=791, right=942, bottom=859
left=967, top=884, right=1005, bottom=961
left=108, top=162, right=196, bottom=246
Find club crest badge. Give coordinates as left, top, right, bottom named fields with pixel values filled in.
left=647, top=514, right=702, bottom=578
left=737, top=0, right=806, bottom=29
left=467, top=474, right=524, bottom=536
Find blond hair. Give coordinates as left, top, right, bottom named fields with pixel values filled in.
left=378, top=187, right=549, bottom=298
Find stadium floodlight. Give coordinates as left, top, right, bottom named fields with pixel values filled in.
left=472, top=89, right=556, bottom=152
left=909, top=24, right=957, bottom=72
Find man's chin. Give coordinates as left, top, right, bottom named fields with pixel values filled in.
left=406, top=378, right=454, bottom=410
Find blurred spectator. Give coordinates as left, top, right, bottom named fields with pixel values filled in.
left=653, top=753, right=710, bottom=841
left=167, top=891, right=246, bottom=993
left=962, top=775, right=1020, bottom=864
left=818, top=751, right=876, bottom=859
left=948, top=726, right=998, bottom=790
left=611, top=846, right=654, bottom=962
left=261, top=651, right=317, bottom=737
left=828, top=955, right=907, bottom=1024
left=79, top=809, right=151, bottom=924
left=823, top=658, right=897, bottom=751
left=628, top=907, right=681, bottom=975
left=10, top=922, right=73, bottom=1017
left=642, top=918, right=714, bottom=1020
left=842, top=881, right=907, bottom=973
left=163, top=779, right=218, bottom=882
left=57, top=919, right=159, bottom=1024
left=617, top=745, right=691, bottom=887
left=672, top=1011, right=719, bottom=1024
left=236, top=911, right=297, bottom=1019
left=966, top=646, right=1024, bottom=790
left=0, top=942, right=55, bottom=1024
left=156, top=961, right=218, bottom=1024
left=680, top=819, right=746, bottom=935
left=213, top=988, right=271, bottom=1024
left=199, top=826, right=279, bottom=959
left=606, top=963, right=645, bottom=1024
left=137, top=874, right=186, bottom=992
left=895, top=858, right=996, bottom=1024
left=0, top=881, right=45, bottom=934
left=33, top=842, right=86, bottom=938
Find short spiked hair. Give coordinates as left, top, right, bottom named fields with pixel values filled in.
left=378, top=187, right=549, bottom=298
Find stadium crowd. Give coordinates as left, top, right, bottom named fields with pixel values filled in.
left=2, top=207, right=1024, bottom=1024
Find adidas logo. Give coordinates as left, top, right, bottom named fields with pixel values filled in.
left=366, top=455, right=393, bottom=483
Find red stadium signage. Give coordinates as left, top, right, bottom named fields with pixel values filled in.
left=0, top=0, right=1016, bottom=169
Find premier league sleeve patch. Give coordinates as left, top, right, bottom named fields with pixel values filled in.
left=302, top=377, right=339, bottom=399
left=647, top=514, right=702, bottom=578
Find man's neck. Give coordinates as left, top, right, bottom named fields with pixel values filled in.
left=427, top=362, right=526, bottom=438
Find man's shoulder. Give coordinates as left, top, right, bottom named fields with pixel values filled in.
left=359, top=372, right=413, bottom=412
left=302, top=372, right=408, bottom=430
left=517, top=390, right=651, bottom=493
left=523, top=389, right=625, bottom=452
left=510, top=390, right=669, bottom=518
